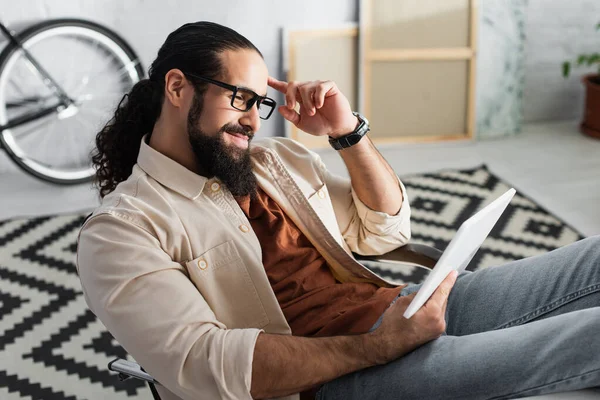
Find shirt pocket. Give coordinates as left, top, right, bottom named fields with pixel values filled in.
left=185, top=240, right=269, bottom=329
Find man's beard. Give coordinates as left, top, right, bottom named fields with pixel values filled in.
left=187, top=94, right=257, bottom=197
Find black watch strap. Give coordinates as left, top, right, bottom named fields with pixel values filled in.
left=328, top=112, right=370, bottom=150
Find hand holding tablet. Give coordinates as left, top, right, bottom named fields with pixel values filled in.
left=403, top=188, right=516, bottom=319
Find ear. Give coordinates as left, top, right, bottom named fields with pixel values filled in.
left=163, top=69, right=192, bottom=108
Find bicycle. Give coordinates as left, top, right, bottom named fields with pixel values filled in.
left=0, top=18, right=145, bottom=184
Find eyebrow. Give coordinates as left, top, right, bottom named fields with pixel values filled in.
left=238, top=84, right=268, bottom=97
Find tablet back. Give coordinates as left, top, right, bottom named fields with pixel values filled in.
left=403, top=188, right=516, bottom=319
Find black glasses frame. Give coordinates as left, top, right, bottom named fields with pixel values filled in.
left=184, top=73, right=276, bottom=120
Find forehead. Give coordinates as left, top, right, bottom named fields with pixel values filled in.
left=219, top=49, right=268, bottom=95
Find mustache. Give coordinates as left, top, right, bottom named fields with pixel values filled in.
left=221, top=123, right=253, bottom=139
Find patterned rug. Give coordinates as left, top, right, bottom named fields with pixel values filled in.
left=0, top=165, right=584, bottom=400
left=365, top=165, right=584, bottom=284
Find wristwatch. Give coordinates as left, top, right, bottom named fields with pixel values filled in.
left=328, top=111, right=370, bottom=150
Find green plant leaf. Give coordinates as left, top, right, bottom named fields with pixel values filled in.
left=596, top=22, right=600, bottom=30
left=577, top=55, right=588, bottom=65
left=586, top=53, right=600, bottom=66
left=563, top=61, right=571, bottom=77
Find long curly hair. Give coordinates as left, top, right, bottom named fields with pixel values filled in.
left=92, top=21, right=262, bottom=198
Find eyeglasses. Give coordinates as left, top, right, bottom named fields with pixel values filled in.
left=184, top=73, right=277, bottom=120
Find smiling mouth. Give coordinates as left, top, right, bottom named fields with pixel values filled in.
left=226, top=131, right=251, bottom=141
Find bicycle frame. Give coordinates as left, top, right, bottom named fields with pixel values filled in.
left=0, top=21, right=73, bottom=141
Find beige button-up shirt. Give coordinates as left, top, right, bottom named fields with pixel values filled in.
left=77, top=136, right=411, bottom=400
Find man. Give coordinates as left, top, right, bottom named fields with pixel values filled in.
left=77, top=21, right=600, bottom=400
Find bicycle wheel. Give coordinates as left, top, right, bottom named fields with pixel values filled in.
left=0, top=18, right=144, bottom=184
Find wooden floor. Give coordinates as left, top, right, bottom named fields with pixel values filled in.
left=1, top=120, right=599, bottom=237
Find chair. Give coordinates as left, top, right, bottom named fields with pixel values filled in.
left=108, top=358, right=162, bottom=399
left=107, top=243, right=600, bottom=400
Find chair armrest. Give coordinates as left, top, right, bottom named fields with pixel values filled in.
left=108, top=358, right=159, bottom=384
left=108, top=358, right=162, bottom=400
left=353, top=243, right=442, bottom=270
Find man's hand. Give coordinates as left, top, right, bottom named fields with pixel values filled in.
left=268, top=77, right=358, bottom=138
left=250, top=271, right=458, bottom=398
left=366, top=270, right=459, bottom=365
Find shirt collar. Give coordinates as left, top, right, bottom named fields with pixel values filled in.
left=136, top=134, right=207, bottom=200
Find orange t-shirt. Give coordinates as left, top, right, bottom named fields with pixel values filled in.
left=236, top=187, right=402, bottom=337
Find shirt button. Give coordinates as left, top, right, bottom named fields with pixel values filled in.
left=318, top=190, right=326, bottom=199
left=197, top=259, right=208, bottom=270
left=239, top=224, right=249, bottom=233
left=210, top=182, right=221, bottom=192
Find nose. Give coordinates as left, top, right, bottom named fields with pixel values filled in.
left=239, top=102, right=261, bottom=134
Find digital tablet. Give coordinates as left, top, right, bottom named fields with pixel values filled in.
left=403, top=188, right=516, bottom=319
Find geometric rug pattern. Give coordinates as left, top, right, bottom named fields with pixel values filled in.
left=0, top=214, right=150, bottom=399
left=367, top=165, right=584, bottom=284
left=0, top=165, right=584, bottom=399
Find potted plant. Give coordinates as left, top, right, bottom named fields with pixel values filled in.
left=562, top=22, right=600, bottom=139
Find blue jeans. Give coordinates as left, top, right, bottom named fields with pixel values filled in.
left=316, top=236, right=600, bottom=399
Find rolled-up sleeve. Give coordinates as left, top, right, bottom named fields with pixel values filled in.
left=312, top=154, right=411, bottom=256
left=77, top=214, right=262, bottom=400
left=350, top=177, right=411, bottom=244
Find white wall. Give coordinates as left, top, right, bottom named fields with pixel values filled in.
left=523, top=0, right=600, bottom=122
left=2, top=0, right=599, bottom=173
left=0, top=0, right=357, bottom=172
